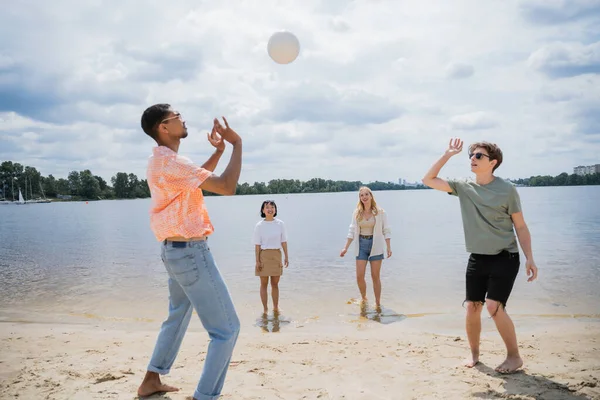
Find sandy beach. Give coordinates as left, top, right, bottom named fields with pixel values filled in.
left=1, top=313, right=599, bottom=400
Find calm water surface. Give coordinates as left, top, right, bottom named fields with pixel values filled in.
left=1, top=186, right=599, bottom=333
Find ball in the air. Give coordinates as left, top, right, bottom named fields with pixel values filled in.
left=267, top=31, right=300, bottom=64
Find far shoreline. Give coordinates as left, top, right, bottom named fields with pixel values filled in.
left=2, top=183, right=599, bottom=204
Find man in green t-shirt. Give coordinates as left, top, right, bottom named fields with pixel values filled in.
left=422, top=138, right=538, bottom=374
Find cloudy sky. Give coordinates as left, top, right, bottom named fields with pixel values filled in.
left=1, top=0, right=599, bottom=185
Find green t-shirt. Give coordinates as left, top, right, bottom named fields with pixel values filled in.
left=447, top=177, right=522, bottom=255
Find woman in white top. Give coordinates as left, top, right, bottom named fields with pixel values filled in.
left=253, top=200, right=289, bottom=314
left=340, top=186, right=392, bottom=308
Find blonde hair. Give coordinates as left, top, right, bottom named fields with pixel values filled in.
left=355, top=186, right=379, bottom=221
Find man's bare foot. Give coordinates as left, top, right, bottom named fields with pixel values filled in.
left=137, top=382, right=179, bottom=397
left=495, top=355, right=523, bottom=374
left=137, top=372, right=179, bottom=398
left=463, top=352, right=479, bottom=368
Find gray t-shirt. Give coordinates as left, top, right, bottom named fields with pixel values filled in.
left=447, top=177, right=522, bottom=255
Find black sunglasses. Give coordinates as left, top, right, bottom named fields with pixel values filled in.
left=469, top=152, right=491, bottom=160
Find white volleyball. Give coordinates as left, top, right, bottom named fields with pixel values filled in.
left=267, top=31, right=300, bottom=64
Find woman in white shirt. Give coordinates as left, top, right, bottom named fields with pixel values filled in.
left=253, top=200, right=289, bottom=314
left=340, top=187, right=392, bottom=308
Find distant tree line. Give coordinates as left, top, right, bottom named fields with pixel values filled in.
left=0, top=161, right=150, bottom=201
left=232, top=178, right=425, bottom=196
left=512, top=172, right=600, bottom=187
left=1, top=160, right=427, bottom=201
left=1, top=160, right=598, bottom=202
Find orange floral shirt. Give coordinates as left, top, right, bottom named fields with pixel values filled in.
left=146, top=146, right=214, bottom=241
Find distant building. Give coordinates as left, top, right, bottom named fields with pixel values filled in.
left=398, top=178, right=419, bottom=187
left=574, top=164, right=600, bottom=176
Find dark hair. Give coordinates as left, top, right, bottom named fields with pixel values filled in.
left=141, top=103, right=172, bottom=140
left=260, top=200, right=277, bottom=218
left=469, top=141, right=503, bottom=171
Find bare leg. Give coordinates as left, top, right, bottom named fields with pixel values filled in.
left=487, top=300, right=523, bottom=373
left=369, top=260, right=383, bottom=307
left=355, top=260, right=368, bottom=302
left=464, top=301, right=483, bottom=367
left=260, top=277, right=269, bottom=314
left=137, top=371, right=179, bottom=397
left=271, top=276, right=281, bottom=312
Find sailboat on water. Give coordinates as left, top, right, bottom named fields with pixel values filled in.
left=25, top=180, right=51, bottom=204
left=17, top=188, right=25, bottom=205
left=0, top=177, right=52, bottom=205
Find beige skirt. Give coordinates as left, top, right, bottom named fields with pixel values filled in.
left=256, top=249, right=283, bottom=277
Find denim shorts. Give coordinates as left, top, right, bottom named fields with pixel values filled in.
left=356, top=236, right=384, bottom=261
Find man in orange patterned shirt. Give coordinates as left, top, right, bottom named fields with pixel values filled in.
left=137, top=104, right=242, bottom=400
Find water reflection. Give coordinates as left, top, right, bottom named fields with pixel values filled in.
left=255, top=311, right=292, bottom=333
left=354, top=300, right=407, bottom=325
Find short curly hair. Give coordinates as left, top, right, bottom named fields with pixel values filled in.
left=469, top=141, right=503, bottom=171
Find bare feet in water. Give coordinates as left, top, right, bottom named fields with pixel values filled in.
left=495, top=355, right=523, bottom=374
left=137, top=372, right=179, bottom=398
left=464, top=351, right=479, bottom=368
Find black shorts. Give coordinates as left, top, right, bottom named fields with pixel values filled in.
left=465, top=250, right=520, bottom=307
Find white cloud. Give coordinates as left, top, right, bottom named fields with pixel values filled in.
left=450, top=112, right=499, bottom=131
left=528, top=41, right=600, bottom=77
left=519, top=0, right=600, bottom=24
left=329, top=17, right=351, bottom=33
left=445, top=62, right=475, bottom=79
left=0, top=0, right=599, bottom=184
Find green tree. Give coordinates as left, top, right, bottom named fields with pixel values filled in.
left=94, top=175, right=108, bottom=191
left=42, top=175, right=58, bottom=197
left=80, top=170, right=101, bottom=199
left=23, top=166, right=41, bottom=198
left=111, top=172, right=129, bottom=198
left=56, top=178, right=70, bottom=195
left=68, top=171, right=82, bottom=196
left=554, top=172, right=568, bottom=186
left=127, top=173, right=140, bottom=199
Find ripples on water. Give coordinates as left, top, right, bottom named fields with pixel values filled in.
left=0, top=186, right=599, bottom=330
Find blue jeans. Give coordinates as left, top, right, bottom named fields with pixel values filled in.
left=148, top=239, right=240, bottom=400
left=356, top=236, right=384, bottom=261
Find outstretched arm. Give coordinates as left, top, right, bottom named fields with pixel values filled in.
left=422, top=138, right=463, bottom=192
left=201, top=125, right=225, bottom=172
left=201, top=149, right=224, bottom=172
left=200, top=117, right=242, bottom=196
